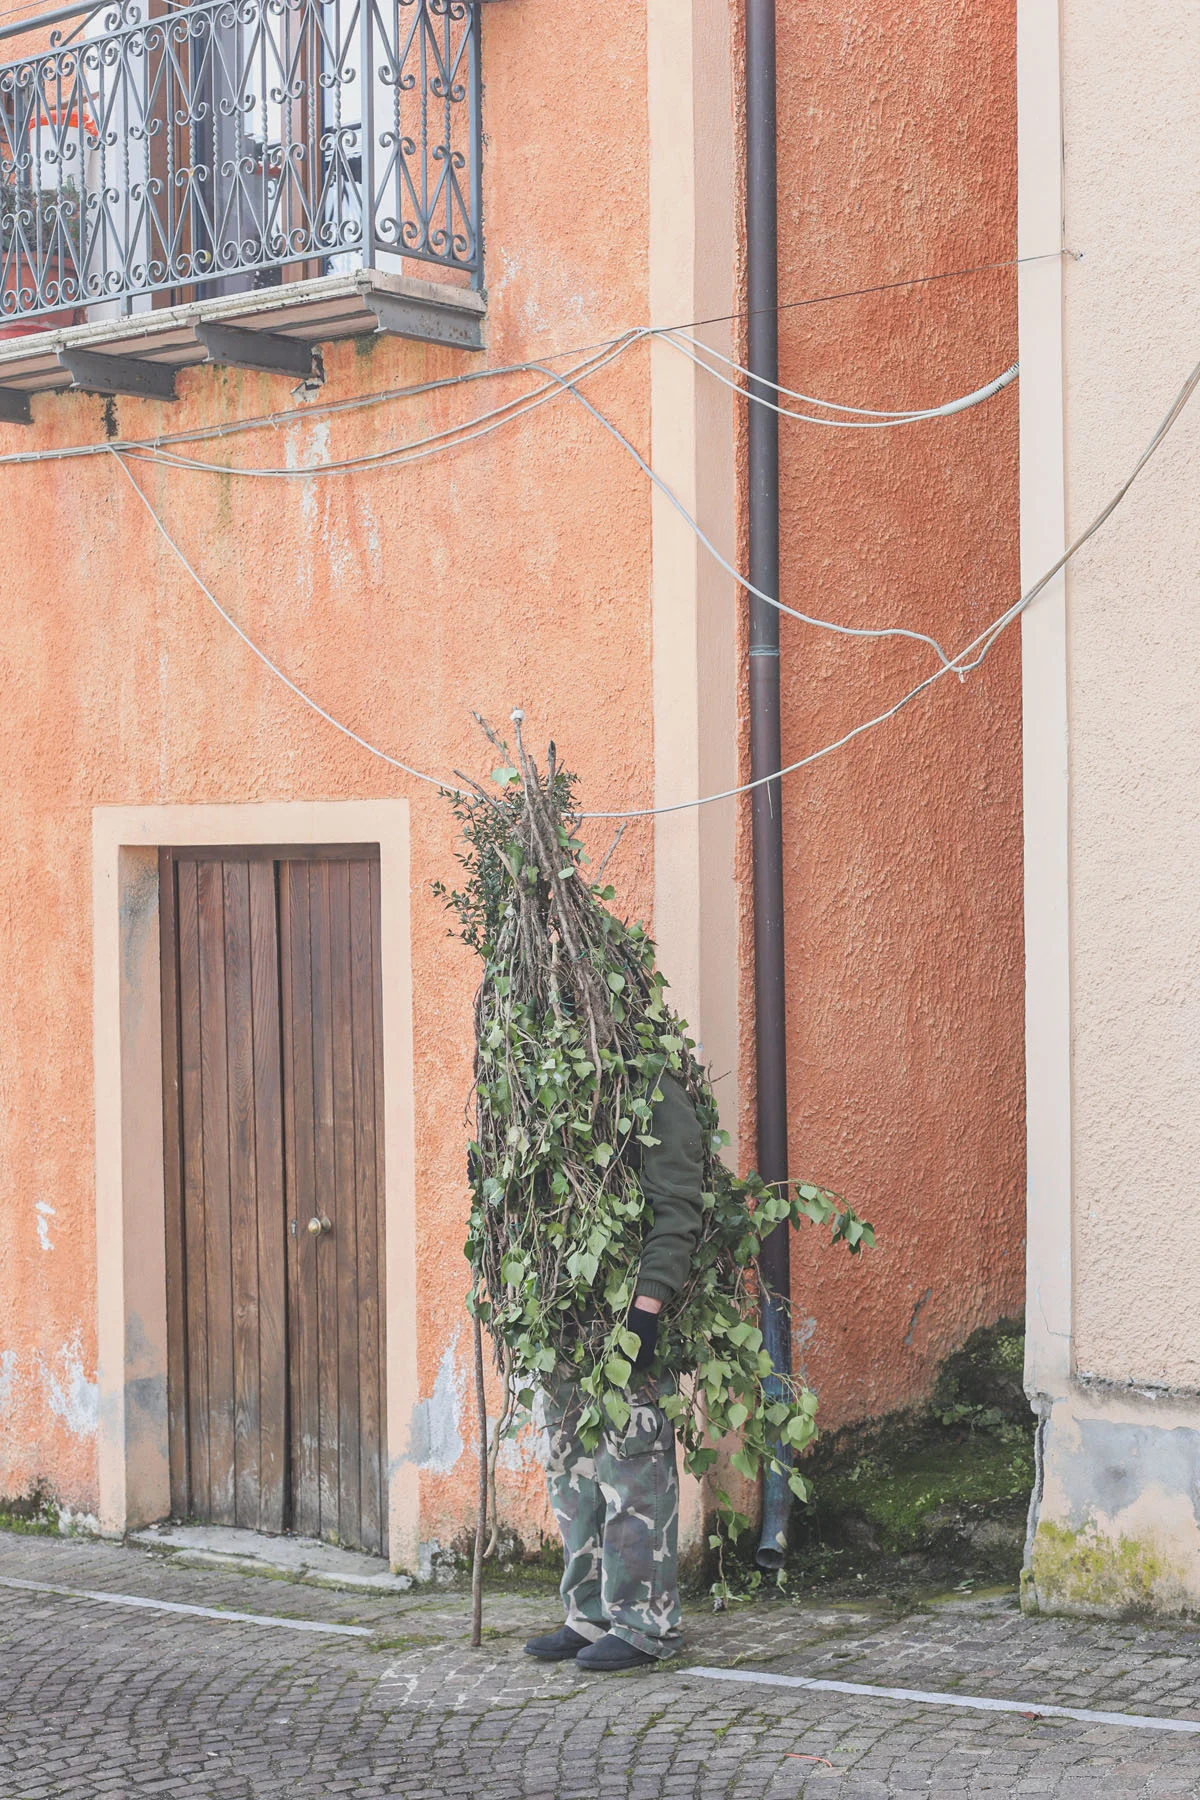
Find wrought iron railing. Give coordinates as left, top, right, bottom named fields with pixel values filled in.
left=0, top=0, right=481, bottom=324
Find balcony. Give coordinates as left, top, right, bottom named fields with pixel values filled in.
left=0, top=0, right=486, bottom=416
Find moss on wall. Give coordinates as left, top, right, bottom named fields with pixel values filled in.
left=1025, top=1519, right=1190, bottom=1618
left=0, top=1482, right=62, bottom=1536
left=776, top=1319, right=1035, bottom=1598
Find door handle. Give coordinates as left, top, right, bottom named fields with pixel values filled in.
left=306, top=1215, right=332, bottom=1236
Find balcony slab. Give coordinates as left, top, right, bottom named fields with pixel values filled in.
left=0, top=269, right=485, bottom=409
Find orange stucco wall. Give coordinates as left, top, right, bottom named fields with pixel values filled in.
left=757, top=1, right=1025, bottom=1430
left=0, top=0, right=655, bottom=1544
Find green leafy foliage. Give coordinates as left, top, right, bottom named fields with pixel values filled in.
left=437, top=716, right=875, bottom=1557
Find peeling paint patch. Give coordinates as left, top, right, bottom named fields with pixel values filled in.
left=792, top=1316, right=817, bottom=1382
left=56, top=1504, right=101, bottom=1536
left=40, top=1337, right=98, bottom=1440
left=407, top=1334, right=464, bottom=1473
left=0, top=1350, right=16, bottom=1415
left=34, top=1200, right=55, bottom=1252
left=496, top=1387, right=549, bottom=1474
left=904, top=1289, right=933, bottom=1348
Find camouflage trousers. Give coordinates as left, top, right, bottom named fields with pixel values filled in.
left=544, top=1378, right=682, bottom=1659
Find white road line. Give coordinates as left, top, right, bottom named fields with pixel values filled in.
left=685, top=1665, right=1200, bottom=1735
left=0, top=1574, right=371, bottom=1637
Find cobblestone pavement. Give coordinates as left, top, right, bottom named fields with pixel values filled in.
left=3, top=1531, right=1200, bottom=1797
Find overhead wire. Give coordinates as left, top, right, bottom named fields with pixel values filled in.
left=108, top=334, right=1018, bottom=673
left=525, top=358, right=963, bottom=669
left=0, top=304, right=1023, bottom=671
left=0, top=332, right=648, bottom=470
left=117, top=338, right=1018, bottom=479
left=120, top=334, right=646, bottom=479
left=580, top=348, right=1200, bottom=819
left=662, top=330, right=1020, bottom=425
left=0, top=246, right=1063, bottom=473
left=106, top=348, right=1200, bottom=821
left=111, top=449, right=467, bottom=798
left=116, top=342, right=976, bottom=670
left=0, top=237, right=1116, bottom=817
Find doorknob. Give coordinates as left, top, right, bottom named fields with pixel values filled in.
left=306, top=1215, right=332, bottom=1236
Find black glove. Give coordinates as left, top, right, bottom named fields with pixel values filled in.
left=628, top=1305, right=660, bottom=1372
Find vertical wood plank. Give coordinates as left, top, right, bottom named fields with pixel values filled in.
left=223, top=860, right=260, bottom=1531
left=329, top=861, right=361, bottom=1547
left=282, top=861, right=320, bottom=1536
left=159, top=850, right=189, bottom=1520
left=250, top=859, right=287, bottom=1535
left=176, top=858, right=210, bottom=1519
left=370, top=857, right=388, bottom=1558
left=350, top=857, right=383, bottom=1554
left=309, top=862, right=342, bottom=1539
left=197, top=857, right=235, bottom=1526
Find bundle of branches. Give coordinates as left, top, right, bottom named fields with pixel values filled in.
left=439, top=713, right=873, bottom=1559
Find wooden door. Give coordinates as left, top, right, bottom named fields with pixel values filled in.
left=161, top=847, right=386, bottom=1555
left=280, top=856, right=387, bottom=1555
left=160, top=852, right=288, bottom=1532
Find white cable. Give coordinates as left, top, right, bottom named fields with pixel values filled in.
left=114, top=342, right=966, bottom=668
left=580, top=350, right=1200, bottom=818
left=105, top=351, right=1200, bottom=823
left=0, top=248, right=1063, bottom=474
left=666, top=329, right=1019, bottom=421
left=0, top=333, right=644, bottom=471
left=88, top=328, right=1012, bottom=483
left=121, top=336, right=646, bottom=480
left=526, top=361, right=961, bottom=669
left=111, top=451, right=468, bottom=799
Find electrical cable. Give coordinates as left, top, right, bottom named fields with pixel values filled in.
left=0, top=332, right=648, bottom=471
left=117, top=335, right=1018, bottom=482
left=118, top=335, right=645, bottom=479
left=105, top=350, right=1200, bottom=822
left=681, top=249, right=1068, bottom=335
left=580, top=348, right=1200, bottom=819
left=78, top=324, right=1018, bottom=669
left=0, top=317, right=1012, bottom=480
left=0, top=249, right=1064, bottom=473
left=525, top=359, right=962, bottom=670
left=110, top=449, right=468, bottom=798
left=117, top=345, right=970, bottom=669
left=663, top=330, right=1020, bottom=425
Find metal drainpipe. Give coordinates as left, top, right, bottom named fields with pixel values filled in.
left=746, top=0, right=792, bottom=1572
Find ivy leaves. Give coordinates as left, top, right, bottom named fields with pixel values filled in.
left=796, top=1183, right=876, bottom=1253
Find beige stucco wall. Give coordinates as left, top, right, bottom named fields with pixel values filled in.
left=1061, top=1, right=1200, bottom=1389
left=1021, top=0, right=1200, bottom=1614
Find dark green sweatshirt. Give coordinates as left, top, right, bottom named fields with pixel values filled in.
left=633, top=1072, right=705, bottom=1304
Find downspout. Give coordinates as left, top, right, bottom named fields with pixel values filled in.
left=745, top=0, right=792, bottom=1571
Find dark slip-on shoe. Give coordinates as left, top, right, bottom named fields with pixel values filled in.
left=575, top=1633, right=657, bottom=1672
left=523, top=1624, right=597, bottom=1661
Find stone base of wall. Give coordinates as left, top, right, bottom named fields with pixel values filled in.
left=1023, top=1385, right=1200, bottom=1617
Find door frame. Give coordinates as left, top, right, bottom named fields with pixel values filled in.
left=91, top=801, right=418, bottom=1569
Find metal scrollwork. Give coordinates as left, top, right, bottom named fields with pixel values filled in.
left=0, top=0, right=481, bottom=320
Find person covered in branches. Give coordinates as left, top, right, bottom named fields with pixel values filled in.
left=524, top=1063, right=704, bottom=1671
left=446, top=714, right=873, bottom=1675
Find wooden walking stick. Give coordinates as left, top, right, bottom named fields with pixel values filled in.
left=471, top=1309, right=487, bottom=1647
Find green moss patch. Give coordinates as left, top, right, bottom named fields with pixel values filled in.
left=775, top=1318, right=1035, bottom=1600
left=1028, top=1519, right=1188, bottom=1617
left=0, top=1482, right=61, bottom=1536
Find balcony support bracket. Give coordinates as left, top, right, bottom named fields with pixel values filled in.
left=195, top=321, right=317, bottom=380
left=366, top=289, right=484, bottom=351
left=58, top=348, right=178, bottom=401
left=0, top=388, right=31, bottom=425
